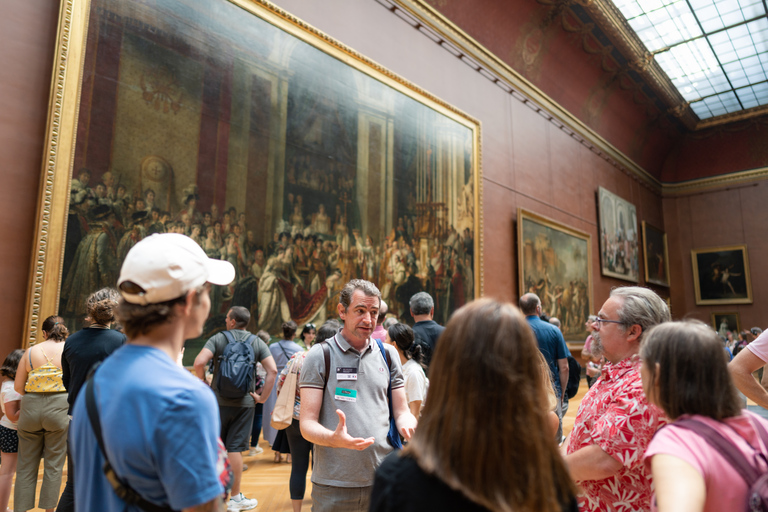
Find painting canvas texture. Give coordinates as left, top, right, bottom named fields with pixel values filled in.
left=518, top=209, right=591, bottom=341
left=598, top=187, right=639, bottom=282
left=692, top=246, right=751, bottom=305
left=58, top=0, right=479, bottom=340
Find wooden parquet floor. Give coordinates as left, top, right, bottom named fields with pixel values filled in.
left=10, top=380, right=591, bottom=512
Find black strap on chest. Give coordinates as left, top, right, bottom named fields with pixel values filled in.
left=85, top=377, right=177, bottom=512
left=320, top=335, right=391, bottom=390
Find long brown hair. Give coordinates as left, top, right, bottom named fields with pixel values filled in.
left=640, top=320, right=741, bottom=420
left=405, top=298, right=576, bottom=512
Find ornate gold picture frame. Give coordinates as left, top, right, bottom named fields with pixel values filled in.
left=517, top=208, right=592, bottom=341
left=641, top=221, right=669, bottom=287
left=691, top=245, right=752, bottom=306
left=25, top=0, right=482, bottom=346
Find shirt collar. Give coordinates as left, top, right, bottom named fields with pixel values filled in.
left=333, top=330, right=371, bottom=354
left=602, top=357, right=639, bottom=381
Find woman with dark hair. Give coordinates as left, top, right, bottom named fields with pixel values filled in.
left=264, top=320, right=304, bottom=462
left=56, top=288, right=126, bottom=512
left=0, top=349, right=24, bottom=511
left=14, top=315, right=70, bottom=512
left=642, top=321, right=768, bottom=512
left=299, top=323, right=316, bottom=349
left=274, top=320, right=336, bottom=512
left=385, top=323, right=428, bottom=417
left=371, top=299, right=578, bottom=512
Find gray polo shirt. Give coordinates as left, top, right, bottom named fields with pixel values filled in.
left=203, top=329, right=271, bottom=408
left=299, top=331, right=404, bottom=487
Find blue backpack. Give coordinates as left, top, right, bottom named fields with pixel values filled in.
left=215, top=331, right=256, bottom=399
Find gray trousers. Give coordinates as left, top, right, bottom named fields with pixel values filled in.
left=311, top=483, right=373, bottom=512
left=14, top=392, right=68, bottom=511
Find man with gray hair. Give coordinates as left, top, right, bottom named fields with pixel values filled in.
left=299, top=279, right=417, bottom=512
left=563, top=286, right=670, bottom=512
left=409, top=291, right=445, bottom=373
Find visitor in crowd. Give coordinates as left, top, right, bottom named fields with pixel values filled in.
left=370, top=298, right=578, bottom=512
left=298, top=323, right=316, bottom=350
left=409, top=292, right=444, bottom=374
left=563, top=286, right=669, bottom=512
left=582, top=315, right=603, bottom=388
left=277, top=320, right=337, bottom=512
left=371, top=300, right=388, bottom=342
left=643, top=321, right=768, bottom=511
left=0, top=349, right=23, bottom=512
left=730, top=327, right=768, bottom=409
left=14, top=315, right=69, bottom=512
left=248, top=329, right=272, bottom=457
left=57, top=287, right=126, bottom=512
left=265, top=321, right=303, bottom=463
left=385, top=323, right=428, bottom=418
left=300, top=279, right=416, bottom=512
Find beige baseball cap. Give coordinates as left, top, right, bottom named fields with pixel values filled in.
left=117, top=233, right=235, bottom=305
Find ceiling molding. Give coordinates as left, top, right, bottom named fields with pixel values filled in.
left=662, top=166, right=768, bottom=196
left=381, top=0, right=663, bottom=193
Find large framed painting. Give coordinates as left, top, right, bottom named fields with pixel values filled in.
left=691, top=245, right=752, bottom=305
left=598, top=187, right=639, bottom=282
left=517, top=209, right=592, bottom=341
left=712, top=312, right=740, bottom=337
left=24, top=0, right=482, bottom=347
left=641, top=221, right=670, bottom=287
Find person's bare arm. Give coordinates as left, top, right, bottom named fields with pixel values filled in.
left=299, top=387, right=374, bottom=450
left=729, top=349, right=768, bottom=409
left=251, top=355, right=277, bottom=404
left=182, top=496, right=226, bottom=512
left=4, top=400, right=20, bottom=423
left=650, top=454, right=706, bottom=512
left=391, top=387, right=417, bottom=441
left=14, top=349, right=30, bottom=396
left=563, top=444, right=623, bottom=481
left=193, top=348, right=214, bottom=381
left=408, top=400, right=421, bottom=418
left=557, top=358, right=568, bottom=402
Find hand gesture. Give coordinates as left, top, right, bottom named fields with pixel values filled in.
left=398, top=415, right=417, bottom=441
left=250, top=391, right=264, bottom=404
left=331, top=410, right=374, bottom=451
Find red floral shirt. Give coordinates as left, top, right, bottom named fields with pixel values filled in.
left=567, top=358, right=668, bottom=512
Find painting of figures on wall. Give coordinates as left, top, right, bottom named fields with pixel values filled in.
left=598, top=187, right=639, bottom=282
left=517, top=209, right=592, bottom=341
left=51, top=0, right=480, bottom=346
left=692, top=245, right=752, bottom=305
left=642, top=221, right=670, bottom=287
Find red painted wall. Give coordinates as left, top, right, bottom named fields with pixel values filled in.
left=0, top=1, right=60, bottom=357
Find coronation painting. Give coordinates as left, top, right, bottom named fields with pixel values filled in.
left=517, top=209, right=592, bottom=341
left=25, top=0, right=481, bottom=348
left=598, top=187, right=639, bottom=283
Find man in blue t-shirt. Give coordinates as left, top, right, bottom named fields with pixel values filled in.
left=520, top=293, right=569, bottom=441
left=71, top=233, right=236, bottom=512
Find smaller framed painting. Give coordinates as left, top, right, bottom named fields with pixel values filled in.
left=641, top=221, right=670, bottom=287
left=691, top=245, right=752, bottom=305
left=712, top=312, right=740, bottom=337
left=598, top=187, right=639, bottom=282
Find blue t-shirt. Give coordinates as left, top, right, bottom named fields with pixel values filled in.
left=71, top=344, right=224, bottom=512
left=526, top=315, right=568, bottom=397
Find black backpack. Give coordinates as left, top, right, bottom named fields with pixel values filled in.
left=565, top=355, right=581, bottom=399
left=215, top=331, right=256, bottom=399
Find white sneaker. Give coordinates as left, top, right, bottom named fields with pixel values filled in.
left=248, top=446, right=263, bottom=456
left=228, top=493, right=258, bottom=510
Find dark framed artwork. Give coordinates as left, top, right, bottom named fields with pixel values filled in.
left=691, top=245, right=752, bottom=305
left=24, top=0, right=482, bottom=346
left=641, top=221, right=670, bottom=287
left=517, top=208, right=592, bottom=341
left=598, top=187, right=639, bottom=283
left=712, top=312, right=740, bottom=337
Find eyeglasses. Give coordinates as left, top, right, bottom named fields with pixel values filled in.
left=592, top=317, right=624, bottom=329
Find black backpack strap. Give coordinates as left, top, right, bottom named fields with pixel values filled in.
left=674, top=418, right=762, bottom=486
left=85, top=378, right=176, bottom=512
left=321, top=340, right=331, bottom=392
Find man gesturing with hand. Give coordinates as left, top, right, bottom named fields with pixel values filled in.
left=300, top=279, right=417, bottom=512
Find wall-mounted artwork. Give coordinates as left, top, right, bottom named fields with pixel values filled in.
left=712, top=312, right=740, bottom=337
left=641, top=221, right=669, bottom=287
left=598, top=187, right=639, bottom=282
left=517, top=209, right=592, bottom=341
left=692, top=245, right=752, bottom=305
left=25, top=0, right=482, bottom=347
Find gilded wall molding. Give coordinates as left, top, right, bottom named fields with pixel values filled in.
left=382, top=0, right=662, bottom=193
left=661, top=166, right=768, bottom=197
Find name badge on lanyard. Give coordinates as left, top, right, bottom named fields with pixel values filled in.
left=336, top=367, right=358, bottom=381
left=334, top=387, right=357, bottom=402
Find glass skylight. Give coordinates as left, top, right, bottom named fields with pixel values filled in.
left=611, top=0, right=768, bottom=119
